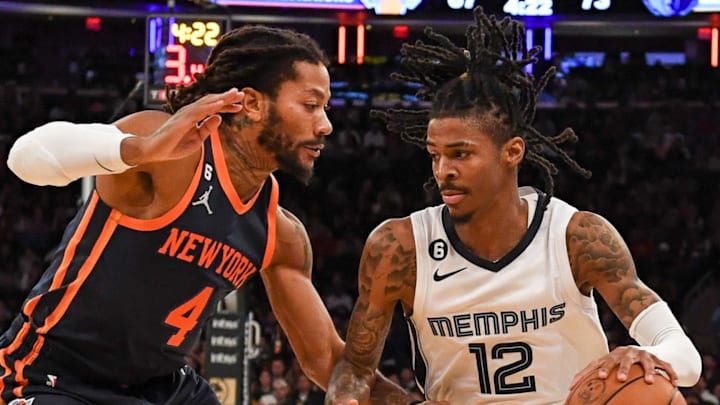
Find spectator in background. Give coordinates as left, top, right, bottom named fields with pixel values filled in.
left=260, top=378, right=292, bottom=405
left=252, top=369, right=274, bottom=403
left=270, top=355, right=288, bottom=382
left=291, top=374, right=324, bottom=405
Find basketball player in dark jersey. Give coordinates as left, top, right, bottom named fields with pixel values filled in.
left=2, top=26, right=404, bottom=405
left=326, top=7, right=701, bottom=405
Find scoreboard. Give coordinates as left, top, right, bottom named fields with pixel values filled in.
left=144, top=14, right=232, bottom=108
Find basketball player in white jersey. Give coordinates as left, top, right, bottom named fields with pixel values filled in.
left=325, top=7, right=701, bottom=405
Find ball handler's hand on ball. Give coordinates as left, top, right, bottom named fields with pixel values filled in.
left=327, top=399, right=450, bottom=405
left=570, top=346, right=678, bottom=390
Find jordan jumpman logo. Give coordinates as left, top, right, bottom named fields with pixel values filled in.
left=192, top=186, right=213, bottom=215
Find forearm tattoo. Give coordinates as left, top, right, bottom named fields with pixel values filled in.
left=567, top=212, right=657, bottom=327
left=339, top=224, right=416, bottom=400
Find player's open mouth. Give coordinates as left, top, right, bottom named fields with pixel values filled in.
left=304, top=144, right=323, bottom=158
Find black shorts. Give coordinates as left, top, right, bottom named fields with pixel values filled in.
left=0, top=365, right=221, bottom=405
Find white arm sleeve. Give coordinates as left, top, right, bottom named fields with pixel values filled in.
left=7, top=121, right=137, bottom=187
left=628, top=301, right=702, bottom=387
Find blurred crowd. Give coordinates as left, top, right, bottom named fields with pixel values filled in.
left=1, top=37, right=720, bottom=404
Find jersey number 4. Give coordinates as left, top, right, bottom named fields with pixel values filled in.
left=165, top=286, right=214, bottom=347
left=469, top=342, right=536, bottom=394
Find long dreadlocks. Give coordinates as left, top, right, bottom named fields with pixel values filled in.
left=372, top=6, right=591, bottom=207
left=164, top=25, right=329, bottom=122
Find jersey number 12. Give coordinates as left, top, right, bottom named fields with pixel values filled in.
left=469, top=342, right=536, bottom=394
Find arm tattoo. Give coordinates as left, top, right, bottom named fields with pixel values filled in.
left=567, top=212, right=657, bottom=327
left=333, top=223, right=416, bottom=402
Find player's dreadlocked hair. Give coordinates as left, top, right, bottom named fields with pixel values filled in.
left=164, top=25, right=329, bottom=122
left=372, top=6, right=591, bottom=207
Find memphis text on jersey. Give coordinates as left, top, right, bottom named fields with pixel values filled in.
left=427, top=303, right=566, bottom=337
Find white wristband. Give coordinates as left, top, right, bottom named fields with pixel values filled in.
left=7, top=122, right=136, bottom=187
left=628, top=301, right=701, bottom=387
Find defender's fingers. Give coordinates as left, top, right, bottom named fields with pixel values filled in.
left=197, top=114, right=222, bottom=133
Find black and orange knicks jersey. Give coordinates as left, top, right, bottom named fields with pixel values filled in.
left=0, top=130, right=279, bottom=394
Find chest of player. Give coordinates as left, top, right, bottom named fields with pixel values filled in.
left=417, top=242, right=567, bottom=341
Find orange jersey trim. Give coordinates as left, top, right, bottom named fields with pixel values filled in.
left=12, top=336, right=44, bottom=398
left=261, top=175, right=280, bottom=270
left=37, top=210, right=120, bottom=333
left=0, top=193, right=99, bottom=397
left=5, top=210, right=121, bottom=397
left=0, top=322, right=30, bottom=396
left=118, top=146, right=205, bottom=231
left=210, top=130, right=265, bottom=215
left=23, top=193, right=100, bottom=317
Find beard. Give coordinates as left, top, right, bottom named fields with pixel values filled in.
left=257, top=105, right=314, bottom=185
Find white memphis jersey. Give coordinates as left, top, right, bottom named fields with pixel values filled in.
left=407, top=187, right=609, bottom=404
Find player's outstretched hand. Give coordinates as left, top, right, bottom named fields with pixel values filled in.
left=125, top=88, right=244, bottom=165
left=569, top=346, right=678, bottom=390
left=326, top=400, right=449, bottom=405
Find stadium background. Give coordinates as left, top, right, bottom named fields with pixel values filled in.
left=0, top=0, right=719, bottom=403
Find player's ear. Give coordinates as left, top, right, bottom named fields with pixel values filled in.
left=504, top=136, right=525, bottom=168
left=239, top=87, right=264, bottom=122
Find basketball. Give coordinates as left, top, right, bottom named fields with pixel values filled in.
left=565, top=364, right=687, bottom=405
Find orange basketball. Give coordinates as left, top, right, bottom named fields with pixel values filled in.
left=565, top=364, right=686, bottom=405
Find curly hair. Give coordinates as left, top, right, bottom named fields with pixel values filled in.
left=372, top=6, right=591, bottom=206
left=164, top=25, right=329, bottom=120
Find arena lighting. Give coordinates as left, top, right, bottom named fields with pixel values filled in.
left=393, top=25, right=409, bottom=39
left=338, top=25, right=347, bottom=65
left=525, top=28, right=534, bottom=74
left=212, top=0, right=365, bottom=10
left=699, top=27, right=713, bottom=39
left=694, top=0, right=720, bottom=12
left=712, top=27, right=718, bottom=67
left=211, top=0, right=420, bottom=13
left=544, top=27, right=552, bottom=60
left=149, top=17, right=160, bottom=53
left=356, top=24, right=365, bottom=64
left=85, top=16, right=101, bottom=31
left=644, top=0, right=698, bottom=16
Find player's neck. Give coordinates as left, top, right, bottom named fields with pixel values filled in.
left=454, top=191, right=528, bottom=262
left=219, top=129, right=276, bottom=203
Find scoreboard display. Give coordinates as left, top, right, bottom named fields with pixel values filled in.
left=144, top=15, right=232, bottom=108
left=408, top=0, right=673, bottom=17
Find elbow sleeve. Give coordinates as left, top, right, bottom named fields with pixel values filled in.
left=8, top=135, right=72, bottom=186
left=629, top=301, right=702, bottom=387
left=6, top=122, right=136, bottom=187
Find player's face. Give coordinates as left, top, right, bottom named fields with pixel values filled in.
left=258, top=61, right=332, bottom=184
left=426, top=116, right=518, bottom=223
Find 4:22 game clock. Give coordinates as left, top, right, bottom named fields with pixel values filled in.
left=144, top=15, right=232, bottom=107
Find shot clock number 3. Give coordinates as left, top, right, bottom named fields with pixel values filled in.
left=144, top=15, right=231, bottom=107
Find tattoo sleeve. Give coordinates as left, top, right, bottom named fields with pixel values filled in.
left=567, top=211, right=659, bottom=328
left=326, top=221, right=416, bottom=405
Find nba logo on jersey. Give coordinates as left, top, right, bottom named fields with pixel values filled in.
left=9, top=398, right=35, bottom=405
